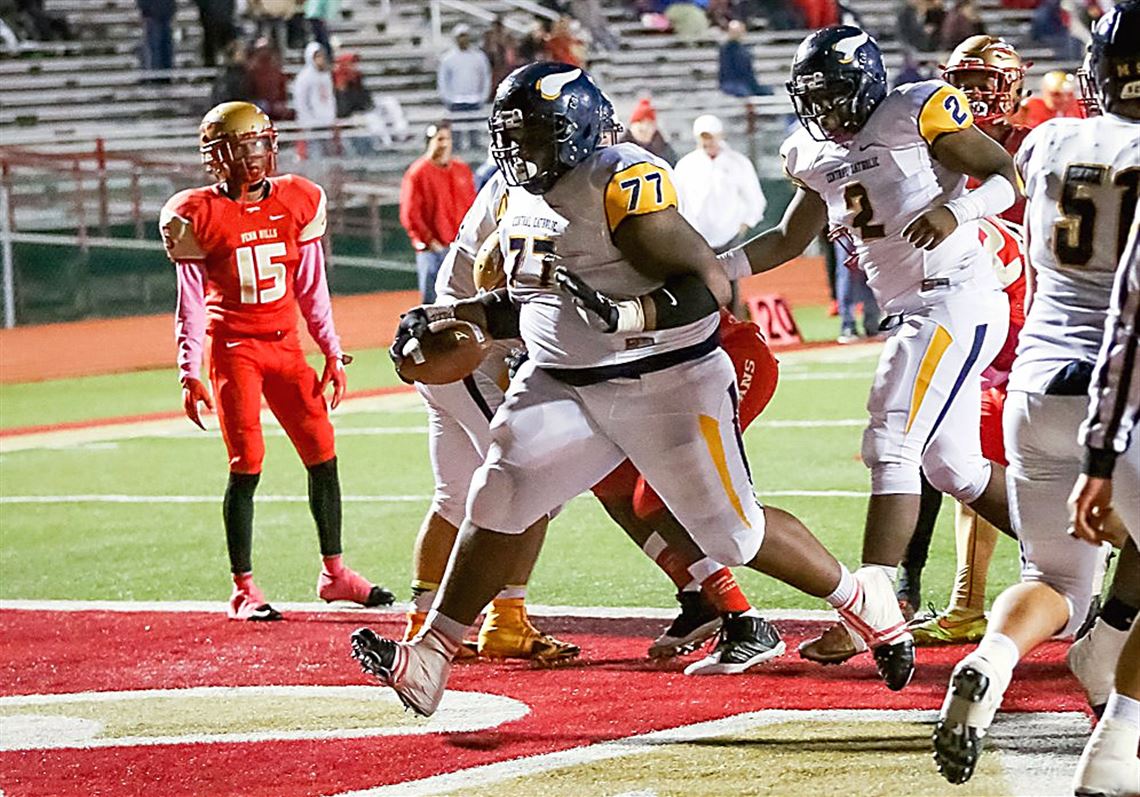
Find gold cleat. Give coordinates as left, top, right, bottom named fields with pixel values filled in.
left=477, top=598, right=581, bottom=663
left=404, top=609, right=477, bottom=659
left=797, top=620, right=866, bottom=665
left=910, top=609, right=987, bottom=646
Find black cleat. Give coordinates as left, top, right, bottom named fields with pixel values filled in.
left=351, top=627, right=398, bottom=682
left=364, top=585, right=397, bottom=608
left=648, top=590, right=722, bottom=659
left=873, top=638, right=915, bottom=691
left=933, top=665, right=992, bottom=784
left=684, top=613, right=786, bottom=675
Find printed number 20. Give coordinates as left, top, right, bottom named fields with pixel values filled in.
left=943, top=94, right=968, bottom=125
left=619, top=172, right=664, bottom=211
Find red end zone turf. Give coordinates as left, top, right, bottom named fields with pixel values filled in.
left=0, top=610, right=1091, bottom=797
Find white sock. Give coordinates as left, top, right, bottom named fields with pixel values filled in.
left=1103, top=691, right=1140, bottom=730
left=687, top=557, right=721, bottom=590
left=641, top=532, right=667, bottom=560
left=423, top=609, right=469, bottom=647
left=970, top=632, right=1020, bottom=690
left=495, top=585, right=526, bottom=601
left=825, top=565, right=858, bottom=610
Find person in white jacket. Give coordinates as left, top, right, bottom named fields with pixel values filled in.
left=293, top=41, right=338, bottom=158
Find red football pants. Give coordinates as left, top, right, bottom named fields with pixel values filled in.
left=207, top=331, right=335, bottom=474
left=591, top=318, right=780, bottom=520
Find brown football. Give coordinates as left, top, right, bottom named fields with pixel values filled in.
left=396, top=320, right=490, bottom=385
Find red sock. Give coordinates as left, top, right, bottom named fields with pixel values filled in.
left=321, top=554, right=344, bottom=576
left=701, top=568, right=751, bottom=613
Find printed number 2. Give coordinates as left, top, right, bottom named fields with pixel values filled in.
left=235, top=242, right=287, bottom=304
left=844, top=182, right=885, bottom=240
left=619, top=172, right=664, bottom=211
left=943, top=93, right=968, bottom=125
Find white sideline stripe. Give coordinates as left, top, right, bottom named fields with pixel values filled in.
left=329, top=710, right=1085, bottom=797
left=0, top=490, right=868, bottom=504
left=0, top=600, right=836, bottom=622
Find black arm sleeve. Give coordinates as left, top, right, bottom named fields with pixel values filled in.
left=647, top=274, right=721, bottom=330
left=475, top=288, right=522, bottom=340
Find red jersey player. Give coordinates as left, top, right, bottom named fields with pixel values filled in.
left=161, top=101, right=393, bottom=621
left=902, top=36, right=1031, bottom=644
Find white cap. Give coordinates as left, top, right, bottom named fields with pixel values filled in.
left=692, top=114, right=723, bottom=138
left=453, top=23, right=471, bottom=38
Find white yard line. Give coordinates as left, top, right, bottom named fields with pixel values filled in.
left=329, top=709, right=1085, bottom=797
left=0, top=599, right=836, bottom=621
left=0, top=489, right=868, bottom=504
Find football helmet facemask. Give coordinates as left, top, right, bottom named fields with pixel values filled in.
left=199, top=101, right=278, bottom=188
left=1083, top=0, right=1140, bottom=118
left=489, top=62, right=613, bottom=194
left=941, top=35, right=1027, bottom=125
left=787, top=25, right=888, bottom=143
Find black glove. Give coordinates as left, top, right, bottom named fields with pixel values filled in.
left=389, top=307, right=431, bottom=366
left=506, top=347, right=529, bottom=379
left=553, top=266, right=644, bottom=333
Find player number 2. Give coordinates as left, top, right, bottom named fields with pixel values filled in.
left=844, top=182, right=885, bottom=240
left=235, top=242, right=287, bottom=304
left=942, top=93, right=968, bottom=125
left=619, top=172, right=664, bottom=211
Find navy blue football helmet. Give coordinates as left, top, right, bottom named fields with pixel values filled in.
left=786, top=26, right=888, bottom=142
left=1079, top=0, right=1140, bottom=117
left=489, top=62, right=614, bottom=194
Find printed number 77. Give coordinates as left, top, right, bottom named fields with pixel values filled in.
left=619, top=172, right=664, bottom=211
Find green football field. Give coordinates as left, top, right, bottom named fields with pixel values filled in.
left=0, top=332, right=1024, bottom=612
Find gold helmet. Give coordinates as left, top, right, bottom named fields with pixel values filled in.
left=941, top=36, right=1028, bottom=124
left=198, top=101, right=278, bottom=186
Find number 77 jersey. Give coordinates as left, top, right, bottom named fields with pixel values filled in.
left=159, top=174, right=327, bottom=337
left=1010, top=112, right=1140, bottom=393
left=781, top=79, right=996, bottom=314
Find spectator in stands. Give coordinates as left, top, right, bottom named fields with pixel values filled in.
left=137, top=0, right=175, bottom=73
left=1029, top=0, right=1084, bottom=58
left=247, top=36, right=292, bottom=119
left=832, top=229, right=882, bottom=342
left=483, top=16, right=518, bottom=96
left=939, top=0, right=985, bottom=49
left=673, top=113, right=765, bottom=315
left=665, top=1, right=710, bottom=37
left=893, top=49, right=934, bottom=87
left=248, top=0, right=296, bottom=54
left=571, top=0, right=620, bottom=50
left=305, top=0, right=337, bottom=60
left=399, top=123, right=477, bottom=303
left=210, top=39, right=252, bottom=106
left=293, top=41, right=337, bottom=157
left=194, top=0, right=235, bottom=67
left=516, top=18, right=550, bottom=63
left=896, top=0, right=944, bottom=51
left=619, top=97, right=678, bottom=165
left=545, top=15, right=587, bottom=65
left=437, top=24, right=492, bottom=151
left=793, top=0, right=839, bottom=29
left=334, top=50, right=409, bottom=151
left=1015, top=69, right=1083, bottom=126
left=718, top=19, right=771, bottom=97
left=4, top=0, right=73, bottom=42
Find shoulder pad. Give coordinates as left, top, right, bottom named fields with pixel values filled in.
left=600, top=144, right=678, bottom=232
left=276, top=175, right=326, bottom=242
left=779, top=128, right=817, bottom=189
left=907, top=80, right=974, bottom=146
left=159, top=190, right=207, bottom=261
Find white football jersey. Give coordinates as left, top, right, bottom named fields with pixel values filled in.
left=781, top=79, right=999, bottom=313
left=500, top=142, right=719, bottom=369
left=435, top=172, right=508, bottom=304
left=1010, top=113, right=1140, bottom=393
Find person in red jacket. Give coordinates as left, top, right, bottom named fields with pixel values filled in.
left=399, top=122, right=476, bottom=302
left=162, top=102, right=393, bottom=621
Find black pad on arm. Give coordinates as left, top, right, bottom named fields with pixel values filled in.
left=649, top=274, right=720, bottom=330
left=477, top=288, right=521, bottom=340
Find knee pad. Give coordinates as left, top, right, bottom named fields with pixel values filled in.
left=431, top=494, right=467, bottom=529
left=923, top=453, right=990, bottom=504
left=632, top=477, right=666, bottom=520
left=688, top=507, right=766, bottom=567
left=466, top=463, right=531, bottom=534
left=869, top=461, right=922, bottom=496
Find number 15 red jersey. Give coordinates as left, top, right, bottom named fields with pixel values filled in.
left=160, top=174, right=327, bottom=338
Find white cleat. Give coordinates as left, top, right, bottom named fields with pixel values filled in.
left=1068, top=621, right=1127, bottom=718
left=350, top=626, right=455, bottom=717
left=838, top=567, right=915, bottom=691
left=933, top=656, right=1009, bottom=785
left=1072, top=717, right=1140, bottom=797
